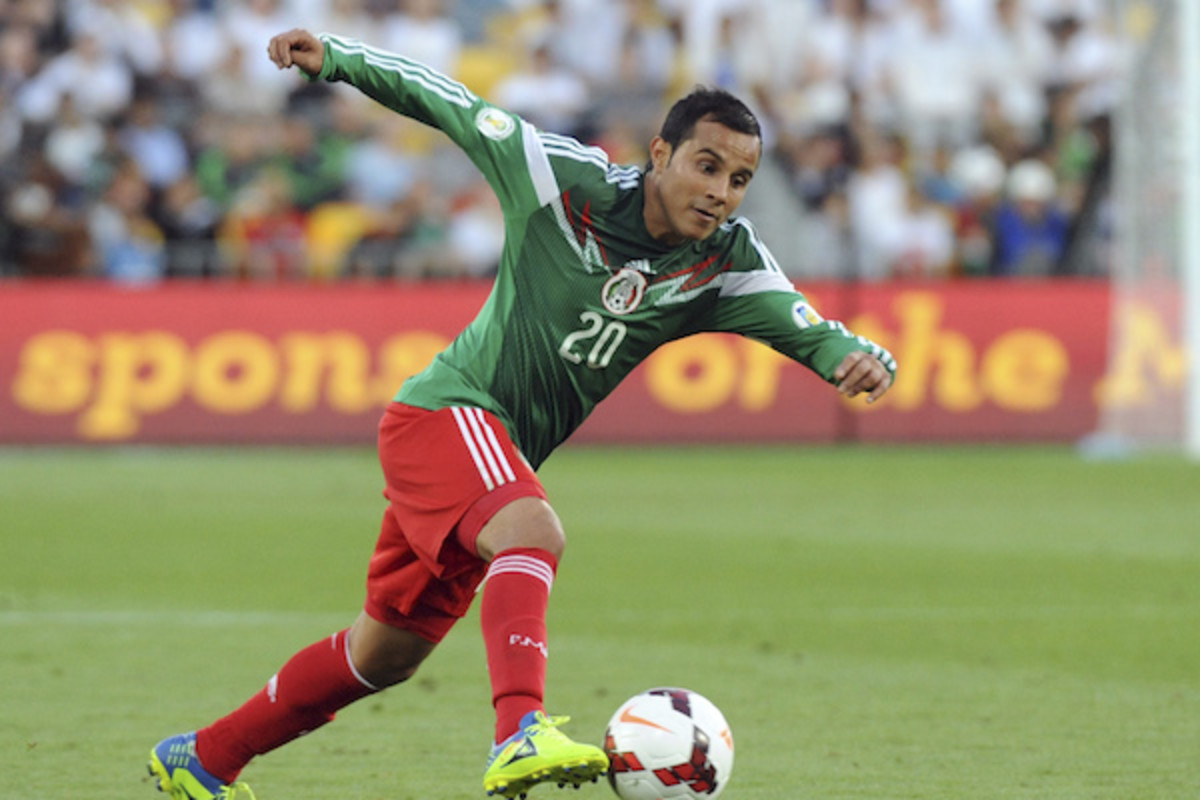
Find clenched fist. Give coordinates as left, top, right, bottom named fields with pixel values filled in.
left=267, top=28, right=325, bottom=76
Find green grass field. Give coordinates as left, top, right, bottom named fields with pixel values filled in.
left=1, top=444, right=1197, bottom=799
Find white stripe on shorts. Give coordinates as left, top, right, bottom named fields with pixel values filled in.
left=450, top=406, right=517, bottom=491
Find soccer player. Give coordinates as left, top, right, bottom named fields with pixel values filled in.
left=148, top=28, right=896, bottom=800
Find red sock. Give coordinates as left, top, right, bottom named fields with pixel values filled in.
left=480, top=547, right=557, bottom=743
left=195, top=629, right=377, bottom=782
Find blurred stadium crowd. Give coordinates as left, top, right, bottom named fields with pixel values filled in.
left=0, top=0, right=1121, bottom=282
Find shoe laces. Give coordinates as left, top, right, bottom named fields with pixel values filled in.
left=526, top=713, right=573, bottom=744
left=529, top=713, right=570, bottom=732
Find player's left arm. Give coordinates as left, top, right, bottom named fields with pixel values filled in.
left=703, top=224, right=897, bottom=403
left=711, top=284, right=896, bottom=403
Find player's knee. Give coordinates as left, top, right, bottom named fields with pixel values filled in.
left=354, top=645, right=426, bottom=688
left=475, top=497, right=565, bottom=561
left=372, top=659, right=422, bottom=688
left=348, top=614, right=436, bottom=689
left=520, top=520, right=566, bottom=560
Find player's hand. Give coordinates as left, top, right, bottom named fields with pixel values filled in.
left=267, top=28, right=324, bottom=76
left=833, top=351, right=893, bottom=404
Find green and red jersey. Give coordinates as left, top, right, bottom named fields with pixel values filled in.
left=315, top=35, right=896, bottom=469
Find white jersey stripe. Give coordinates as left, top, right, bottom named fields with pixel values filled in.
left=605, top=164, right=642, bottom=188
left=539, top=132, right=610, bottom=161
left=523, top=121, right=560, bottom=206
left=451, top=406, right=495, bottom=491
left=719, top=269, right=795, bottom=297
left=471, top=408, right=518, bottom=483
left=460, top=406, right=509, bottom=489
left=544, top=148, right=607, bottom=171
left=327, top=36, right=473, bottom=101
left=542, top=144, right=608, bottom=170
left=732, top=217, right=784, bottom=274
left=323, top=36, right=475, bottom=108
left=361, top=53, right=473, bottom=108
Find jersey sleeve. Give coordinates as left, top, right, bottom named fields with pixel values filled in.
left=314, top=34, right=545, bottom=215
left=705, top=221, right=897, bottom=384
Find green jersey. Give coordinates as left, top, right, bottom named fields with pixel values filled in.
left=316, top=35, right=896, bottom=469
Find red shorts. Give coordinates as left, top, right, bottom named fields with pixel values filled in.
left=364, top=402, right=546, bottom=642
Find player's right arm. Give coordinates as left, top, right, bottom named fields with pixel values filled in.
left=267, top=29, right=543, bottom=215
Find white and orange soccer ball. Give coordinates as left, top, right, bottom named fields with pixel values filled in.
left=603, top=688, right=735, bottom=800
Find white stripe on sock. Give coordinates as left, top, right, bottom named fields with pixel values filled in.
left=340, top=630, right=381, bottom=692
left=486, top=554, right=556, bottom=593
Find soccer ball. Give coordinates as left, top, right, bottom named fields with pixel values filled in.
left=603, top=688, right=734, bottom=800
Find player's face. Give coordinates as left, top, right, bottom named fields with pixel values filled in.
left=644, top=117, right=760, bottom=245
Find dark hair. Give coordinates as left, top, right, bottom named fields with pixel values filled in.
left=657, top=87, right=761, bottom=151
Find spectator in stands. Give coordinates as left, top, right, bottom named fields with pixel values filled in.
left=87, top=159, right=167, bottom=283
left=221, top=0, right=296, bottom=114
left=975, top=0, right=1055, bottom=151
left=153, top=174, right=223, bottom=278
left=380, top=0, right=462, bottom=77
left=162, top=0, right=225, bottom=84
left=269, top=113, right=350, bottom=211
left=444, top=178, right=504, bottom=278
left=42, top=95, right=106, bottom=189
left=947, top=144, right=1006, bottom=276
left=0, top=23, right=42, bottom=99
left=0, top=0, right=1124, bottom=281
left=201, top=38, right=290, bottom=117
left=304, top=0, right=374, bottom=43
left=65, top=0, right=163, bottom=77
left=117, top=95, right=191, bottom=193
left=342, top=115, right=424, bottom=210
left=587, top=0, right=677, bottom=148
left=992, top=158, right=1070, bottom=276
left=887, top=181, right=956, bottom=279
left=219, top=166, right=308, bottom=281
left=3, top=153, right=91, bottom=277
left=782, top=124, right=853, bottom=213
left=801, top=0, right=894, bottom=131
left=492, top=39, right=589, bottom=136
left=15, top=26, right=133, bottom=126
left=193, top=117, right=271, bottom=213
left=846, top=128, right=908, bottom=280
left=884, top=0, right=985, bottom=168
left=343, top=193, right=429, bottom=280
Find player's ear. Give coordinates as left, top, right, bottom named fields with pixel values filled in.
left=648, top=136, right=672, bottom=173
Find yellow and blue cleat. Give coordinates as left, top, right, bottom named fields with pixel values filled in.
left=148, top=732, right=256, bottom=800
left=483, top=711, right=609, bottom=799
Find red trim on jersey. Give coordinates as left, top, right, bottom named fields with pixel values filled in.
left=654, top=253, right=731, bottom=291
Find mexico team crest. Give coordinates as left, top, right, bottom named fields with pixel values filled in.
left=602, top=267, right=647, bottom=315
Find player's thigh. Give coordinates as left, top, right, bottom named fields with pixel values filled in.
left=377, top=402, right=550, bottom=562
